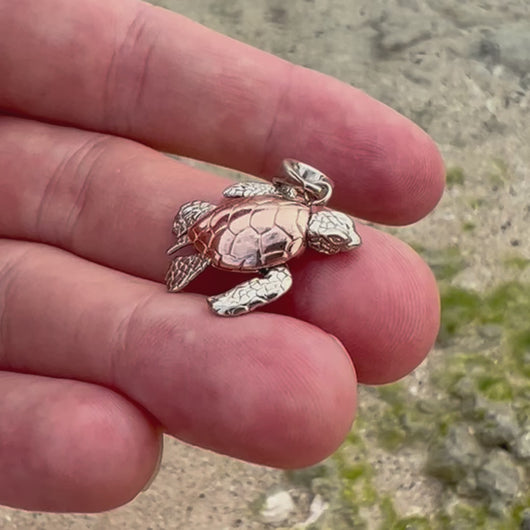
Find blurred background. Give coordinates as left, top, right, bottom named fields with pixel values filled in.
left=1, top=0, right=528, bottom=528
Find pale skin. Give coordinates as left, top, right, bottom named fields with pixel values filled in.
left=0, top=0, right=444, bottom=513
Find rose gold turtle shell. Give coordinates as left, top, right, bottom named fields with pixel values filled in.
left=188, top=197, right=309, bottom=271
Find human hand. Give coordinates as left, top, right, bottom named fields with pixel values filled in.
left=0, top=0, right=444, bottom=513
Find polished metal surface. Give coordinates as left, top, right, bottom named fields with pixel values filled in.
left=274, top=159, right=333, bottom=206
left=189, top=197, right=309, bottom=271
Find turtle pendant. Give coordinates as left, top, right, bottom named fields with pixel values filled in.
left=166, top=160, right=361, bottom=316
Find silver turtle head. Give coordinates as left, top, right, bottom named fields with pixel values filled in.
left=307, top=210, right=361, bottom=254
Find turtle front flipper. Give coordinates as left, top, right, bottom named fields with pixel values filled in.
left=166, top=254, right=211, bottom=292
left=223, top=181, right=291, bottom=199
left=207, top=266, right=293, bottom=316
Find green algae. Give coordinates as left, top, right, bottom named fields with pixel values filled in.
left=436, top=280, right=529, bottom=407
left=438, top=287, right=481, bottom=341
left=469, top=197, right=486, bottom=210
left=476, top=375, right=513, bottom=401
left=510, top=328, right=530, bottom=378
left=504, top=255, right=530, bottom=271
left=446, top=166, right=465, bottom=187
left=334, top=436, right=377, bottom=507
left=488, top=158, right=510, bottom=187
left=438, top=279, right=529, bottom=351
left=409, top=245, right=468, bottom=283
left=379, top=496, right=399, bottom=527
left=380, top=496, right=433, bottom=529
left=462, top=221, right=476, bottom=232
left=434, top=502, right=490, bottom=529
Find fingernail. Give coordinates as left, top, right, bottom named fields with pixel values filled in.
left=142, top=435, right=164, bottom=492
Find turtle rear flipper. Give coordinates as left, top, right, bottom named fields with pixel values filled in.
left=171, top=201, right=215, bottom=238
left=166, top=254, right=211, bottom=292
left=168, top=201, right=215, bottom=254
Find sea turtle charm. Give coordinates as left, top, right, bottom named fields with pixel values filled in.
left=166, top=159, right=361, bottom=316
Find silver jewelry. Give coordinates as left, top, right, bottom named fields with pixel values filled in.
left=166, top=160, right=361, bottom=316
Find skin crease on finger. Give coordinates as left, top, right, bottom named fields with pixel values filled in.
left=0, top=117, right=440, bottom=384
left=0, top=371, right=162, bottom=512
left=0, top=240, right=357, bottom=469
left=0, top=0, right=445, bottom=224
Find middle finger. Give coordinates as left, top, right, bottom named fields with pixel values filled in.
left=0, top=116, right=440, bottom=384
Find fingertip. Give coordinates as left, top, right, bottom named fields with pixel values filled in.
left=381, top=118, right=446, bottom=225
left=46, top=387, right=162, bottom=512
left=285, top=225, right=440, bottom=385
left=262, top=326, right=358, bottom=468
left=209, top=315, right=358, bottom=468
left=347, top=230, right=440, bottom=384
left=328, top=94, right=446, bottom=225
left=262, top=72, right=446, bottom=225
left=65, top=392, right=163, bottom=511
left=122, top=303, right=357, bottom=469
left=0, top=374, right=162, bottom=513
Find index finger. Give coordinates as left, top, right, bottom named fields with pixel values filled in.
left=0, top=0, right=444, bottom=225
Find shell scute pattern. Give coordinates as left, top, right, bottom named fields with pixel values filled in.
left=189, top=197, right=309, bottom=271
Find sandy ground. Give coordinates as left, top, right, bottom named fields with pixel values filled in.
left=1, top=0, right=529, bottom=529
